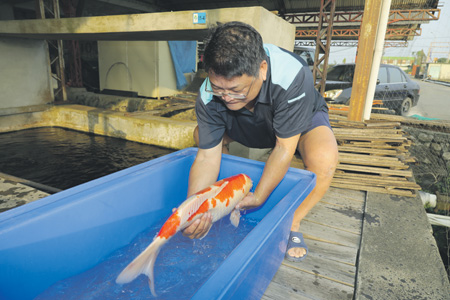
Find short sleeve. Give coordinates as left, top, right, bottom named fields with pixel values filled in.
left=272, top=68, right=316, bottom=138
left=195, top=94, right=226, bottom=149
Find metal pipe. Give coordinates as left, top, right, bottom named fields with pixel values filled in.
left=0, top=172, right=62, bottom=194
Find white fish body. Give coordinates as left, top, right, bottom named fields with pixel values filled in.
left=116, top=174, right=253, bottom=296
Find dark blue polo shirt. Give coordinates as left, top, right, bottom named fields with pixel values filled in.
left=195, top=44, right=328, bottom=149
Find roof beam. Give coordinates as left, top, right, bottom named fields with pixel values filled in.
left=295, top=40, right=409, bottom=47
left=296, top=27, right=421, bottom=40
left=285, top=8, right=440, bottom=26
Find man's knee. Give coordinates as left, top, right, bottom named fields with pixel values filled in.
left=298, top=129, right=338, bottom=179
left=308, top=149, right=338, bottom=179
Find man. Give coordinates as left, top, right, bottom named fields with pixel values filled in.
left=183, top=21, right=338, bottom=261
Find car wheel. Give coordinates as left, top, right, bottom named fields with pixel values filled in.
left=398, top=97, right=412, bottom=116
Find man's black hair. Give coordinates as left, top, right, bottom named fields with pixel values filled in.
left=203, top=21, right=267, bottom=78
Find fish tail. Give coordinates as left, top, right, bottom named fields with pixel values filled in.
left=116, top=237, right=166, bottom=296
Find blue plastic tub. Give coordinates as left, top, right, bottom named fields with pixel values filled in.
left=0, top=148, right=315, bottom=300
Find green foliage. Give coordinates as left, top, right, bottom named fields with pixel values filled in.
left=436, top=174, right=450, bottom=195
left=413, top=50, right=426, bottom=65
left=437, top=57, right=449, bottom=63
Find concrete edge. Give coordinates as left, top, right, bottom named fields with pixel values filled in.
left=355, top=192, right=450, bottom=299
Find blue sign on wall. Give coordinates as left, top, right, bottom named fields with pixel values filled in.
left=193, top=12, right=206, bottom=24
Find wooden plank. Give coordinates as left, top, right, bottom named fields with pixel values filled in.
left=335, top=135, right=407, bottom=143
left=301, top=219, right=361, bottom=248
left=333, top=128, right=404, bottom=135
left=322, top=188, right=365, bottom=210
left=345, top=142, right=407, bottom=149
left=282, top=257, right=356, bottom=287
left=323, top=188, right=366, bottom=206
left=268, top=262, right=354, bottom=299
left=365, top=121, right=401, bottom=128
left=338, top=146, right=401, bottom=156
left=304, top=201, right=363, bottom=234
left=331, top=177, right=421, bottom=190
left=317, top=200, right=364, bottom=215
left=337, top=156, right=409, bottom=170
left=306, top=238, right=359, bottom=266
left=333, top=172, right=410, bottom=182
left=339, top=153, right=406, bottom=163
left=336, top=164, right=413, bottom=177
left=331, top=182, right=415, bottom=197
left=262, top=280, right=317, bottom=300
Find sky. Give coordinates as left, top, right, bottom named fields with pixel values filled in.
left=326, top=2, right=450, bottom=64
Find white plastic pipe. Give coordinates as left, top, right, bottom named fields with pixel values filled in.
left=427, top=214, right=450, bottom=228
left=363, top=0, right=392, bottom=120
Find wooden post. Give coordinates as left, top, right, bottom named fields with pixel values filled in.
left=348, top=0, right=382, bottom=122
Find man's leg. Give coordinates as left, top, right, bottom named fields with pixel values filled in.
left=287, top=125, right=338, bottom=259
left=193, top=126, right=233, bottom=154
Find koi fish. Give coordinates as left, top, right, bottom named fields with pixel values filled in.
left=116, top=173, right=253, bottom=296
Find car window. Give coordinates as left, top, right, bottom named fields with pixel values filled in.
left=327, top=65, right=354, bottom=81
left=378, top=67, right=388, bottom=84
left=389, top=67, right=406, bottom=83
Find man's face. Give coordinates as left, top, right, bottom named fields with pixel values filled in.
left=207, top=61, right=267, bottom=111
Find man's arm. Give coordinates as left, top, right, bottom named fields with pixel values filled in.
left=187, top=142, right=222, bottom=196
left=236, top=133, right=300, bottom=210
left=182, top=141, right=223, bottom=239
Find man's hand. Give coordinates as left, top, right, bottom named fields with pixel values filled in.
left=235, top=192, right=263, bottom=210
left=182, top=212, right=213, bottom=239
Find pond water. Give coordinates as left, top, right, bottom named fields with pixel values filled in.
left=0, top=127, right=174, bottom=190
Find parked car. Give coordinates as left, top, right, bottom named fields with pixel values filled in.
left=323, top=63, right=420, bottom=115
left=294, top=46, right=315, bottom=71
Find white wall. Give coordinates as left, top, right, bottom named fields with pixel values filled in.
left=98, top=41, right=179, bottom=98
left=0, top=38, right=53, bottom=109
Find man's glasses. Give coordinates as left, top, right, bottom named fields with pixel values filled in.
left=205, top=77, right=255, bottom=100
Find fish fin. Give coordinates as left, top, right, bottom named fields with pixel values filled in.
left=230, top=208, right=241, bottom=227
left=116, top=237, right=166, bottom=297
left=198, top=224, right=212, bottom=240
left=182, top=181, right=229, bottom=223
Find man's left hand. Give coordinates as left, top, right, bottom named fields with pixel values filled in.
left=235, top=192, right=263, bottom=210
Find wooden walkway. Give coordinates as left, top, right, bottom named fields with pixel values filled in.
left=263, top=187, right=365, bottom=300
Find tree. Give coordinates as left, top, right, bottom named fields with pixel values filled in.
left=437, top=57, right=448, bottom=63
left=413, top=50, right=426, bottom=65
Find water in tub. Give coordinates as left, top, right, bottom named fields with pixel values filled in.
left=35, top=216, right=258, bottom=299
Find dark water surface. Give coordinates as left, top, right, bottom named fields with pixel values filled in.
left=0, top=127, right=174, bottom=190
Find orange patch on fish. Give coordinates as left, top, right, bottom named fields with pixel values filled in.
left=187, top=200, right=210, bottom=222
left=157, top=212, right=181, bottom=239
left=211, top=198, right=217, bottom=208
left=216, top=174, right=246, bottom=203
